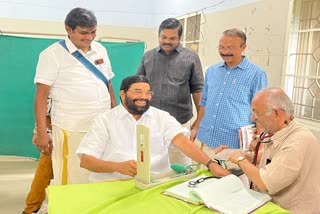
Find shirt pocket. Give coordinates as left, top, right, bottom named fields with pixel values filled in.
left=225, top=83, right=251, bottom=103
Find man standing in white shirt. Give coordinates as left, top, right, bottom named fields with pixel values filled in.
left=34, top=7, right=116, bottom=185
left=76, top=75, right=230, bottom=182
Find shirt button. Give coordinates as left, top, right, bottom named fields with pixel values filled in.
left=220, top=93, right=222, bottom=95
left=213, top=115, right=216, bottom=117
left=224, top=82, right=226, bottom=84
left=216, top=103, right=219, bottom=106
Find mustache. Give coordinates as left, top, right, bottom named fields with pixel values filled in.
left=133, top=98, right=149, bottom=103
left=220, top=53, right=234, bottom=57
left=161, top=43, right=172, bottom=47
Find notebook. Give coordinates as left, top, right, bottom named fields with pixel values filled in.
left=162, top=174, right=271, bottom=214
left=239, top=124, right=256, bottom=151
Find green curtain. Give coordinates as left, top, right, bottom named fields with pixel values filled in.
left=0, top=35, right=144, bottom=158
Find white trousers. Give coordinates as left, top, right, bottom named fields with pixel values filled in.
left=51, top=125, right=90, bottom=185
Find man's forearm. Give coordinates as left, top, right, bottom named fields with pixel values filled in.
left=108, top=81, right=117, bottom=108
left=191, top=106, right=205, bottom=134
left=34, top=83, right=50, bottom=136
left=238, top=159, right=267, bottom=191
left=35, top=95, right=49, bottom=135
left=173, top=134, right=212, bottom=165
left=80, top=154, right=116, bottom=173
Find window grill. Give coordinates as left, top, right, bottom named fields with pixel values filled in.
left=285, top=0, right=320, bottom=122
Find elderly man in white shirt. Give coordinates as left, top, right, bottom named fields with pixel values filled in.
left=76, top=75, right=230, bottom=182
left=34, top=8, right=116, bottom=185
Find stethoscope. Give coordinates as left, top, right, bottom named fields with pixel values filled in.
left=259, top=132, right=273, bottom=143
left=250, top=132, right=273, bottom=189
left=253, top=132, right=274, bottom=165
left=188, top=175, right=221, bottom=188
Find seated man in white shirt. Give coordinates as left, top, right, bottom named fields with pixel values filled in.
left=76, top=75, right=230, bottom=182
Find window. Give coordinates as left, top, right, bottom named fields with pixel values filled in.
left=285, top=0, right=320, bottom=122
left=177, top=13, right=201, bottom=53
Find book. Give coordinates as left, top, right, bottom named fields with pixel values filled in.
left=239, top=124, right=257, bottom=151
left=163, top=174, right=271, bottom=214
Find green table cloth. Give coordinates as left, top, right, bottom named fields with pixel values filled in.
left=48, top=172, right=289, bottom=214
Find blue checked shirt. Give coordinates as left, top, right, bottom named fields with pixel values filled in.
left=197, top=56, right=268, bottom=149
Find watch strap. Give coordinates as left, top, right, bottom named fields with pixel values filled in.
left=206, top=159, right=218, bottom=168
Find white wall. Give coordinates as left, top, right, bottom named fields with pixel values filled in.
left=0, top=0, right=260, bottom=28
left=0, top=17, right=158, bottom=51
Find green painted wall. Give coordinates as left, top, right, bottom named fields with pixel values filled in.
left=0, top=35, right=144, bottom=158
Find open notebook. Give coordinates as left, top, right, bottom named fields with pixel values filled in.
left=163, top=174, right=271, bottom=214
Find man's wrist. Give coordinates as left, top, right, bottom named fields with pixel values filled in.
left=237, top=156, right=247, bottom=165
left=37, top=128, right=49, bottom=136
left=206, top=159, right=218, bottom=168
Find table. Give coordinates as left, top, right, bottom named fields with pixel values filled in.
left=48, top=173, right=289, bottom=214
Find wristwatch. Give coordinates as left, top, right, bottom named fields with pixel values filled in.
left=237, top=156, right=246, bottom=165
left=206, top=159, right=218, bottom=168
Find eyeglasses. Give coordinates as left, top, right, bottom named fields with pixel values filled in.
left=251, top=109, right=274, bottom=118
left=217, top=43, right=245, bottom=51
left=128, top=89, right=154, bottom=97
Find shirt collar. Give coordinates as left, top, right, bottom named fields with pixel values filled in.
left=118, top=103, right=154, bottom=120
left=64, top=37, right=97, bottom=54
left=269, top=120, right=296, bottom=147
left=219, top=56, right=249, bottom=70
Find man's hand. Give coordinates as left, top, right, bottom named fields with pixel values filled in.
left=116, top=160, right=137, bottom=177
left=35, top=132, right=52, bottom=156
left=214, top=145, right=229, bottom=154
left=190, top=129, right=198, bottom=142
left=228, top=150, right=244, bottom=164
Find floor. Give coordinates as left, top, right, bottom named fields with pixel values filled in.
left=0, top=155, right=37, bottom=214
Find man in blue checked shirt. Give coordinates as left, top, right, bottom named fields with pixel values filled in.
left=191, top=28, right=268, bottom=159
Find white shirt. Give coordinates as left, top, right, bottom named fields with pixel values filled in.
left=34, top=37, right=114, bottom=132
left=76, top=104, right=188, bottom=182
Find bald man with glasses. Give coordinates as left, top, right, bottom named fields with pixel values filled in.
left=228, top=88, right=320, bottom=213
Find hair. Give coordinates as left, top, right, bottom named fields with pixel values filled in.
left=120, top=75, right=150, bottom=92
left=222, top=28, right=247, bottom=44
left=64, top=7, right=97, bottom=30
left=257, top=88, right=295, bottom=117
left=158, top=18, right=183, bottom=39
